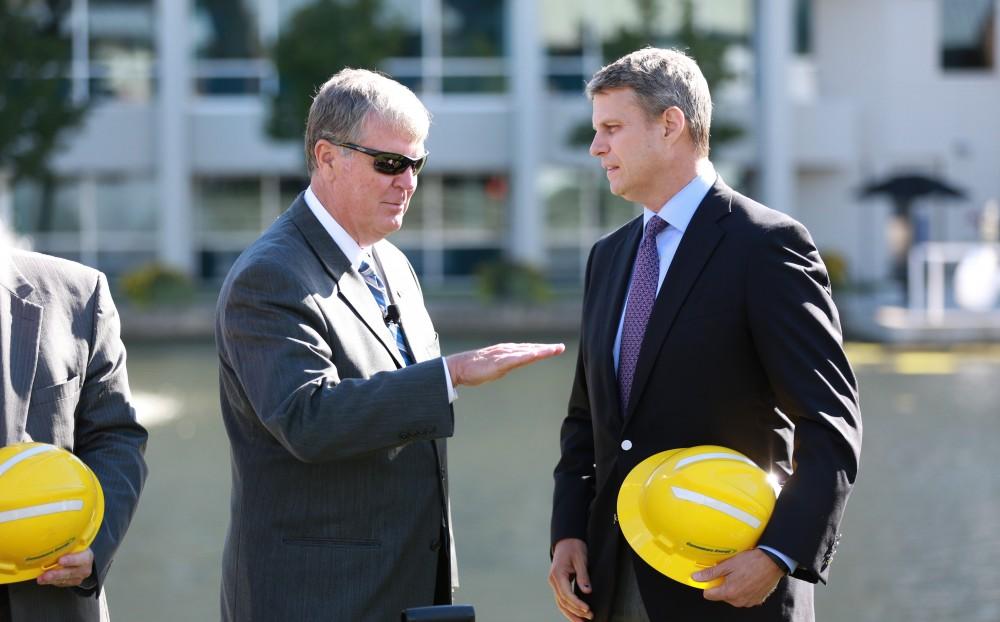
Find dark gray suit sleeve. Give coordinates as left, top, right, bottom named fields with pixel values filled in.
left=746, top=220, right=862, bottom=584
left=218, top=260, right=453, bottom=463
left=73, top=273, right=149, bottom=592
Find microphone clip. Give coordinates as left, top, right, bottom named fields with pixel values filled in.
left=383, top=304, right=401, bottom=326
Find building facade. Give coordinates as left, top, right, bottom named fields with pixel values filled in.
left=4, top=0, right=998, bottom=295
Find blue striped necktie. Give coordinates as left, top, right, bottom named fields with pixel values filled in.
left=359, top=259, right=414, bottom=366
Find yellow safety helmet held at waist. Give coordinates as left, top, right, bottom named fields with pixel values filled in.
left=0, top=442, right=105, bottom=584
left=617, top=445, right=778, bottom=590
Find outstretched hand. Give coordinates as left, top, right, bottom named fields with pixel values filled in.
left=445, top=342, right=565, bottom=387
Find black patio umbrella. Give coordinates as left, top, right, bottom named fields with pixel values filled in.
left=859, top=173, right=966, bottom=216
left=858, top=173, right=968, bottom=286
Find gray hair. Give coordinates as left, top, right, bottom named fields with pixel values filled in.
left=305, top=68, right=431, bottom=174
left=586, top=47, right=713, bottom=155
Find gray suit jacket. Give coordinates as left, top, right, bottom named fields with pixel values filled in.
left=0, top=250, right=148, bottom=622
left=216, top=195, right=457, bottom=621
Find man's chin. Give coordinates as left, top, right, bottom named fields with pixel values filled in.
left=607, top=182, right=627, bottom=198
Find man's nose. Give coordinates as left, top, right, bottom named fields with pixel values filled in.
left=394, top=166, right=418, bottom=190
left=589, top=133, right=606, bottom=158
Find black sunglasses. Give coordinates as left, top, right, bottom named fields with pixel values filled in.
left=334, top=142, right=428, bottom=176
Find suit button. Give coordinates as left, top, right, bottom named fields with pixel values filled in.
left=429, top=538, right=441, bottom=551
left=621, top=440, right=632, bottom=451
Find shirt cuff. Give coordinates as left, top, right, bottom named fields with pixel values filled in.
left=441, top=358, right=458, bottom=403
left=758, top=546, right=797, bottom=574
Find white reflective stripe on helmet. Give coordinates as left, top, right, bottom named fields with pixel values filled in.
left=671, top=486, right=761, bottom=529
left=0, top=444, right=59, bottom=478
left=674, top=452, right=758, bottom=470
left=0, top=500, right=84, bottom=524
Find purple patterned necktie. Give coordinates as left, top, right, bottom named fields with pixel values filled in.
left=618, top=215, right=668, bottom=411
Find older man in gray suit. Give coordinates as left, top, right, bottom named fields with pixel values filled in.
left=0, top=237, right=148, bottom=622
left=216, top=68, right=564, bottom=621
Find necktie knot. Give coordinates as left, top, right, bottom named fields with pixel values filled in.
left=644, top=215, right=668, bottom=239
left=358, top=259, right=375, bottom=279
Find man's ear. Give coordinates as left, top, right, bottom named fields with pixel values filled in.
left=661, top=106, right=686, bottom=140
left=314, top=139, right=337, bottom=172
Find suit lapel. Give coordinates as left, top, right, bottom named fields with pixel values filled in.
left=624, top=182, right=732, bottom=422
left=0, top=257, right=42, bottom=444
left=289, top=195, right=404, bottom=368
left=599, top=218, right=642, bottom=421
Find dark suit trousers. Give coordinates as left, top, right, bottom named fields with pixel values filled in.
left=611, top=541, right=651, bottom=622
left=0, top=586, right=10, bottom=622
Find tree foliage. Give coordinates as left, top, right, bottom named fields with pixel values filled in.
left=267, top=0, right=406, bottom=140
left=0, top=0, right=88, bottom=180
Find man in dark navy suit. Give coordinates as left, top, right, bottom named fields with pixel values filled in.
left=548, top=48, right=862, bottom=622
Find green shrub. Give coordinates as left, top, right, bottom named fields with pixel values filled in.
left=475, top=260, right=551, bottom=304
left=120, top=263, right=195, bottom=308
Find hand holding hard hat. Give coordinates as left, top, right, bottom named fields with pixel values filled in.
left=0, top=442, right=105, bottom=585
left=617, top=445, right=778, bottom=590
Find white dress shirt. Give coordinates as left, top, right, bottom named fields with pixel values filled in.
left=304, top=186, right=458, bottom=403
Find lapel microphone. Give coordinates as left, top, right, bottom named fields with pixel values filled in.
left=384, top=304, right=401, bottom=326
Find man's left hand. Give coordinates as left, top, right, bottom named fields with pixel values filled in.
left=693, top=548, right=784, bottom=608
left=36, top=549, right=94, bottom=588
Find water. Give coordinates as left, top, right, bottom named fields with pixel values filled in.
left=104, top=340, right=1000, bottom=621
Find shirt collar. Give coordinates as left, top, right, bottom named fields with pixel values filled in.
left=304, top=185, right=369, bottom=269
left=643, top=161, right=717, bottom=232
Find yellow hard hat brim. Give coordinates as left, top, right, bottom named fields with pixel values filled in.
left=617, top=448, right=723, bottom=590
left=0, top=444, right=106, bottom=585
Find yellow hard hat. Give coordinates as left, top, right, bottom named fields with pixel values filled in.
left=0, top=442, right=105, bottom=584
left=617, top=445, right=777, bottom=590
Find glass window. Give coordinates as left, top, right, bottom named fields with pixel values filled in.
left=12, top=178, right=81, bottom=234
left=439, top=0, right=506, bottom=92
left=372, top=0, right=424, bottom=90
left=598, top=183, right=638, bottom=231
left=941, top=0, right=996, bottom=69
left=199, top=250, right=244, bottom=284
left=547, top=246, right=585, bottom=283
left=443, top=247, right=502, bottom=277
left=795, top=0, right=812, bottom=56
left=402, top=183, right=426, bottom=229
left=97, top=251, right=157, bottom=278
left=96, top=176, right=157, bottom=232
left=194, top=178, right=262, bottom=233
left=442, top=0, right=504, bottom=57
left=88, top=0, right=155, bottom=101
left=279, top=177, right=310, bottom=215
left=441, top=174, right=507, bottom=232
left=192, top=0, right=262, bottom=94
left=192, top=0, right=260, bottom=60
left=543, top=169, right=584, bottom=231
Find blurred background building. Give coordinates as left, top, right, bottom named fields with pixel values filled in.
left=4, top=4, right=1000, bottom=621
left=2, top=0, right=998, bottom=333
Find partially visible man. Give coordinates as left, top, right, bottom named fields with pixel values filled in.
left=548, top=48, right=861, bottom=622
left=0, top=224, right=149, bottom=622
left=216, top=68, right=564, bottom=621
